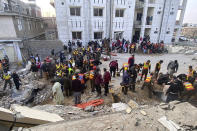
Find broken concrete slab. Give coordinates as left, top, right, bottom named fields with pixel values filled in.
left=112, top=103, right=129, bottom=112
left=158, top=116, right=180, bottom=131
left=0, top=107, right=14, bottom=122
left=127, top=100, right=139, bottom=109
left=10, top=104, right=64, bottom=125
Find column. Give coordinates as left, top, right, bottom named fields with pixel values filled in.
left=175, top=0, right=187, bottom=42
left=140, top=0, right=148, bottom=39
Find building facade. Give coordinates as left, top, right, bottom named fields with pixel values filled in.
left=0, top=0, right=45, bottom=62
left=54, top=0, right=187, bottom=45
left=54, top=0, right=136, bottom=45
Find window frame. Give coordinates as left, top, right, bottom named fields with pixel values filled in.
left=94, top=32, right=103, bottom=39
left=72, top=32, right=82, bottom=40
left=115, top=9, right=124, bottom=17
left=70, top=7, right=81, bottom=16
left=94, top=8, right=103, bottom=17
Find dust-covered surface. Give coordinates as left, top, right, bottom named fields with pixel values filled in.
left=27, top=102, right=197, bottom=131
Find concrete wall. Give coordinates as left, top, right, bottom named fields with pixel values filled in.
left=0, top=16, right=17, bottom=38
left=12, top=16, right=45, bottom=39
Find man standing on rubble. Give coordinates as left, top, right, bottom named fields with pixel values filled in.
left=109, top=60, right=118, bottom=77
left=167, top=60, right=179, bottom=77
left=141, top=60, right=151, bottom=81
left=72, top=74, right=83, bottom=104
left=129, top=64, right=138, bottom=92
left=128, top=54, right=135, bottom=68
left=94, top=68, right=103, bottom=97
left=166, top=76, right=182, bottom=103
left=103, top=68, right=111, bottom=96
left=3, top=72, right=12, bottom=91
left=155, top=60, right=163, bottom=79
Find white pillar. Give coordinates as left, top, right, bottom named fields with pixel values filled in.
left=175, top=0, right=187, bottom=42
left=140, top=0, right=148, bottom=39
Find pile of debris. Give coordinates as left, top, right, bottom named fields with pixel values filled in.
left=33, top=104, right=112, bottom=121
left=28, top=101, right=197, bottom=131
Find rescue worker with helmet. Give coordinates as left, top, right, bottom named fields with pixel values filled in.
left=141, top=60, right=151, bottom=81
left=155, top=60, right=163, bottom=79
left=187, top=66, right=196, bottom=83
left=120, top=63, right=129, bottom=73
left=121, top=69, right=130, bottom=95
left=3, top=72, right=12, bottom=91
left=141, top=73, right=154, bottom=98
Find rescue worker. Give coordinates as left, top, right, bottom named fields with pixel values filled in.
left=109, top=60, right=118, bottom=77
left=187, top=66, right=196, bottom=83
left=141, top=60, right=151, bottom=81
left=141, top=73, right=154, bottom=98
left=78, top=72, right=85, bottom=92
left=166, top=76, right=182, bottom=103
left=56, top=62, right=63, bottom=70
left=181, top=81, right=195, bottom=101
left=129, top=64, right=138, bottom=92
left=56, top=68, right=62, bottom=77
left=3, top=72, right=12, bottom=91
left=121, top=70, right=130, bottom=95
left=155, top=60, right=163, bottom=79
left=120, top=63, right=129, bottom=73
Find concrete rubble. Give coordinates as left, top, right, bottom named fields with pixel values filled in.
left=0, top=104, right=64, bottom=127
left=26, top=102, right=197, bottom=131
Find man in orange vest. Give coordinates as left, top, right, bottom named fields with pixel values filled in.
left=187, top=66, right=196, bottom=83
left=141, top=73, right=154, bottom=98
left=141, top=60, right=151, bottom=81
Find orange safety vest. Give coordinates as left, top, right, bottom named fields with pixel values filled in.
left=144, top=62, right=150, bottom=70
left=72, top=75, right=76, bottom=80
left=123, top=63, right=129, bottom=70
left=90, top=59, right=94, bottom=66
left=145, top=76, right=152, bottom=83
left=84, top=72, right=89, bottom=79
left=78, top=74, right=85, bottom=84
left=89, top=70, right=94, bottom=80
left=184, top=82, right=195, bottom=91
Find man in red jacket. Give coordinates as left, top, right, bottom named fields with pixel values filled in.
left=128, top=54, right=135, bottom=68
left=109, top=60, right=118, bottom=77
left=94, top=68, right=103, bottom=97
left=103, top=68, right=111, bottom=96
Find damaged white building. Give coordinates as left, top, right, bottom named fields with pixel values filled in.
left=53, top=0, right=187, bottom=45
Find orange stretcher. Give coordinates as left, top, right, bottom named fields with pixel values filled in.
left=76, top=99, right=104, bottom=109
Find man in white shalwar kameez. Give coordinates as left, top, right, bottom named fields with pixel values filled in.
left=52, top=82, right=64, bottom=105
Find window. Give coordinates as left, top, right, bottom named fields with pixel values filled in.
left=94, top=8, right=103, bottom=16
left=137, top=13, right=142, bottom=21
left=94, top=32, right=103, bottom=39
left=115, top=9, right=124, bottom=17
left=72, top=32, right=82, bottom=39
left=70, top=7, right=81, bottom=16
left=18, top=19, right=22, bottom=31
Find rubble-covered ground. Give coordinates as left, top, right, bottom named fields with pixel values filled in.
left=1, top=50, right=197, bottom=130
left=28, top=101, right=197, bottom=131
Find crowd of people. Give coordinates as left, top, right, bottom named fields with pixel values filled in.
left=1, top=38, right=196, bottom=106
left=111, top=38, right=167, bottom=54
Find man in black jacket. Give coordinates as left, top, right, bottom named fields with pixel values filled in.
left=72, top=74, right=83, bottom=104
left=166, top=76, right=182, bottom=103
left=129, top=64, right=138, bottom=92
left=12, top=71, right=21, bottom=90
